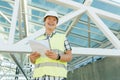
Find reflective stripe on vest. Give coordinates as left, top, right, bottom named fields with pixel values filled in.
left=33, top=33, right=67, bottom=78
left=35, top=62, right=67, bottom=70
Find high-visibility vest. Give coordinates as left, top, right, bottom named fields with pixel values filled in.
left=33, top=33, right=67, bottom=78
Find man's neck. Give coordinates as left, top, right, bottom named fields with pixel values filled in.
left=45, top=29, right=54, bottom=35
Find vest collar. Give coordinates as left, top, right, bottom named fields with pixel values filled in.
left=44, top=31, right=56, bottom=38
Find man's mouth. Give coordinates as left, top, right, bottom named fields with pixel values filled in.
left=48, top=23, right=54, bottom=27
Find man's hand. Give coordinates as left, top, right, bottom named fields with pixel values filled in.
left=45, top=50, right=72, bottom=62
left=45, top=50, right=58, bottom=60
left=29, top=52, right=41, bottom=64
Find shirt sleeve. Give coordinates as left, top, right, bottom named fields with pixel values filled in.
left=64, top=38, right=72, bottom=51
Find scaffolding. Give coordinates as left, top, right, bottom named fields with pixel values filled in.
left=0, top=0, right=120, bottom=79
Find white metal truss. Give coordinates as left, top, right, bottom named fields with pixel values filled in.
left=0, top=0, right=120, bottom=78
left=47, top=0, right=120, bottom=49
left=72, top=47, right=120, bottom=56
left=65, top=17, right=81, bottom=36
left=1, top=44, right=120, bottom=56
left=0, top=11, right=11, bottom=23
left=46, top=0, right=120, bottom=71
left=87, top=9, right=120, bottom=48
left=0, top=0, right=120, bottom=55
left=8, top=0, right=20, bottom=44
left=0, top=0, right=30, bottom=79
left=21, top=0, right=29, bottom=37
left=99, top=0, right=120, bottom=8
left=57, top=9, right=86, bottom=26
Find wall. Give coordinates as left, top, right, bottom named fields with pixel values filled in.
left=67, top=57, right=120, bottom=80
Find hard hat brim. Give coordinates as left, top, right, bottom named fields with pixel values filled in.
left=44, top=15, right=58, bottom=23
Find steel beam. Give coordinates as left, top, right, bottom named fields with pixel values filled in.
left=99, top=0, right=120, bottom=8
left=90, top=7, right=120, bottom=23
left=0, top=11, right=11, bottom=23
left=87, top=9, right=120, bottom=49
left=0, top=44, right=31, bottom=53
left=8, top=0, right=20, bottom=44
left=84, top=0, right=93, bottom=6
left=65, top=16, right=82, bottom=36
left=57, top=9, right=86, bottom=26
left=21, top=0, right=29, bottom=36
left=14, top=28, right=45, bottom=46
left=72, top=47, right=120, bottom=56
left=1, top=44, right=120, bottom=56
left=10, top=53, right=29, bottom=80
left=48, top=0, right=120, bottom=23
left=6, top=0, right=29, bottom=79
left=14, top=9, right=86, bottom=46
left=47, top=0, right=84, bottom=9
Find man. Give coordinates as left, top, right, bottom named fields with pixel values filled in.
left=29, top=11, right=72, bottom=80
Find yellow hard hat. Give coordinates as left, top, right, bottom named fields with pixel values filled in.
left=44, top=11, right=58, bottom=22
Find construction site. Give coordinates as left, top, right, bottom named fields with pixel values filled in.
left=0, top=0, right=120, bottom=80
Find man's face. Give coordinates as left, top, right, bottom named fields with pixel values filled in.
left=44, top=16, right=58, bottom=30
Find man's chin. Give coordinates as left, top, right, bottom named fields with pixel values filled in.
left=48, top=27, right=54, bottom=30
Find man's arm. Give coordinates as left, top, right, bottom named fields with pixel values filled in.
left=60, top=38, right=72, bottom=62
left=45, top=37, right=72, bottom=62
left=59, top=50, right=72, bottom=62
left=45, top=50, right=72, bottom=62
left=29, top=52, right=40, bottom=64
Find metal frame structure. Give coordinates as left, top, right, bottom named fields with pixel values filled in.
left=0, top=0, right=120, bottom=79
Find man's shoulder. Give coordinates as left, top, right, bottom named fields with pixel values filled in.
left=55, top=33, right=66, bottom=38
left=55, top=32, right=65, bottom=36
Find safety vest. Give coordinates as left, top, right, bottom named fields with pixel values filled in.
left=33, top=33, right=67, bottom=78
